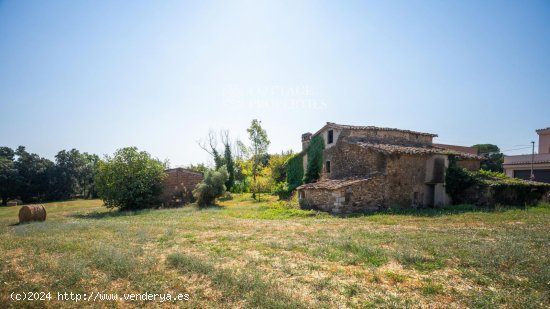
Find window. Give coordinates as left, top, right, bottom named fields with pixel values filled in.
left=327, top=130, right=334, bottom=144
left=325, top=161, right=331, bottom=173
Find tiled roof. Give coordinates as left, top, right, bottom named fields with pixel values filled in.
left=297, top=176, right=372, bottom=190
left=325, top=122, right=438, bottom=137
left=353, top=141, right=483, bottom=160
left=536, top=127, right=550, bottom=133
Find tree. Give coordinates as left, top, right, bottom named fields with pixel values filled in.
left=223, top=139, right=235, bottom=191
left=14, top=146, right=55, bottom=203
left=472, top=144, right=504, bottom=172
left=198, top=130, right=224, bottom=169
left=269, top=151, right=294, bottom=184
left=192, top=166, right=229, bottom=206
left=198, top=130, right=236, bottom=192
left=247, top=119, right=270, bottom=200
left=185, top=163, right=209, bottom=174
left=0, top=147, right=17, bottom=205
left=95, top=147, right=166, bottom=210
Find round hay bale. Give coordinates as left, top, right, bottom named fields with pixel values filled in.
left=18, top=204, right=47, bottom=223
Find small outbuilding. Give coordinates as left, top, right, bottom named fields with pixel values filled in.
left=161, top=168, right=203, bottom=206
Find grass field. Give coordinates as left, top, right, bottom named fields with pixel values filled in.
left=1, top=195, right=549, bottom=308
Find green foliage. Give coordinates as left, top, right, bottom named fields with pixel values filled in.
left=230, top=179, right=250, bottom=194
left=247, top=119, right=270, bottom=200
left=446, top=156, right=550, bottom=206
left=95, top=147, right=166, bottom=210
left=472, top=144, right=504, bottom=172
left=286, top=154, right=304, bottom=190
left=445, top=155, right=481, bottom=200
left=185, top=163, right=209, bottom=174
left=224, top=143, right=235, bottom=191
left=0, top=146, right=101, bottom=204
left=192, top=166, right=229, bottom=206
left=268, top=151, right=294, bottom=184
left=304, top=135, right=324, bottom=183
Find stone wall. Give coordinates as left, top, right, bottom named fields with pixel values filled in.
left=385, top=154, right=431, bottom=207
left=298, top=175, right=387, bottom=214
left=161, top=168, right=203, bottom=206
left=344, top=129, right=433, bottom=145
left=324, top=141, right=387, bottom=179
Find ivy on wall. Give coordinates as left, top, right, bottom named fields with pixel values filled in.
left=303, top=135, right=325, bottom=183
left=446, top=155, right=550, bottom=206
left=286, top=154, right=304, bottom=191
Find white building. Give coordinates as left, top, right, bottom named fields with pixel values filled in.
left=503, top=127, right=550, bottom=183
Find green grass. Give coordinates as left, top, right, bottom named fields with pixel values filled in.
left=1, top=196, right=549, bottom=308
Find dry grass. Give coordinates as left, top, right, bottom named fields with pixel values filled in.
left=0, top=196, right=549, bottom=308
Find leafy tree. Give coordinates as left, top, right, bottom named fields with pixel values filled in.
left=224, top=142, right=235, bottom=191
left=269, top=151, right=294, bottom=184
left=198, top=130, right=236, bottom=191
left=246, top=119, right=270, bottom=200
left=193, top=166, right=229, bottom=206
left=78, top=153, right=100, bottom=198
left=0, top=147, right=18, bottom=205
left=304, top=135, right=324, bottom=183
left=14, top=146, right=55, bottom=203
left=95, top=147, right=166, bottom=210
left=185, top=163, right=209, bottom=174
left=472, top=144, right=504, bottom=172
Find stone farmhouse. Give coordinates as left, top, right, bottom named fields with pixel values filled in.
left=297, top=122, right=482, bottom=213
left=161, top=168, right=203, bottom=206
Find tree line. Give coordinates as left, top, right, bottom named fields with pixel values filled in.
left=0, top=146, right=99, bottom=205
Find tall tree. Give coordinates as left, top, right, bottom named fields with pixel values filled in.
left=222, top=140, right=235, bottom=192
left=0, top=147, right=17, bottom=205
left=247, top=119, right=270, bottom=200
left=472, top=144, right=504, bottom=172
left=14, top=146, right=54, bottom=203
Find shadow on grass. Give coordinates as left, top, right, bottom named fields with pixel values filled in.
left=68, top=209, right=154, bottom=219
left=196, top=204, right=224, bottom=211
left=334, top=204, right=535, bottom=218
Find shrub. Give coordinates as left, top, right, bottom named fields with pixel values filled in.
left=446, top=155, right=550, bottom=206
left=193, top=166, right=229, bottom=206
left=95, top=147, right=166, bottom=210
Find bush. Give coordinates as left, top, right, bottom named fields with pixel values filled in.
left=272, top=182, right=293, bottom=200
left=95, top=147, right=166, bottom=210
left=193, top=166, right=229, bottom=206
left=446, top=156, right=550, bottom=206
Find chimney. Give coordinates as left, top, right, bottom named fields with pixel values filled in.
left=302, top=133, right=312, bottom=152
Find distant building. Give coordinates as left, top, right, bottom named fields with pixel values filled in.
left=503, top=127, right=550, bottom=183
left=297, top=122, right=481, bottom=213
left=161, top=168, right=203, bottom=206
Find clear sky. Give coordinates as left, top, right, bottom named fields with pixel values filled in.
left=1, top=0, right=549, bottom=166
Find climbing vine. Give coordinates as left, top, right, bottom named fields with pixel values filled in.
left=286, top=154, right=304, bottom=191
left=303, top=135, right=325, bottom=183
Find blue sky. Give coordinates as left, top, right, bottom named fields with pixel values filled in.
left=1, top=0, right=549, bottom=166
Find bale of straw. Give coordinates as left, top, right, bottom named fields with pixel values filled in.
left=18, top=204, right=47, bottom=223
left=7, top=201, right=18, bottom=206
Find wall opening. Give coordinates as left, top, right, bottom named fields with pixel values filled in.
left=325, top=161, right=331, bottom=173
left=425, top=184, right=435, bottom=207
left=328, top=130, right=334, bottom=144
left=433, top=157, right=445, bottom=183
